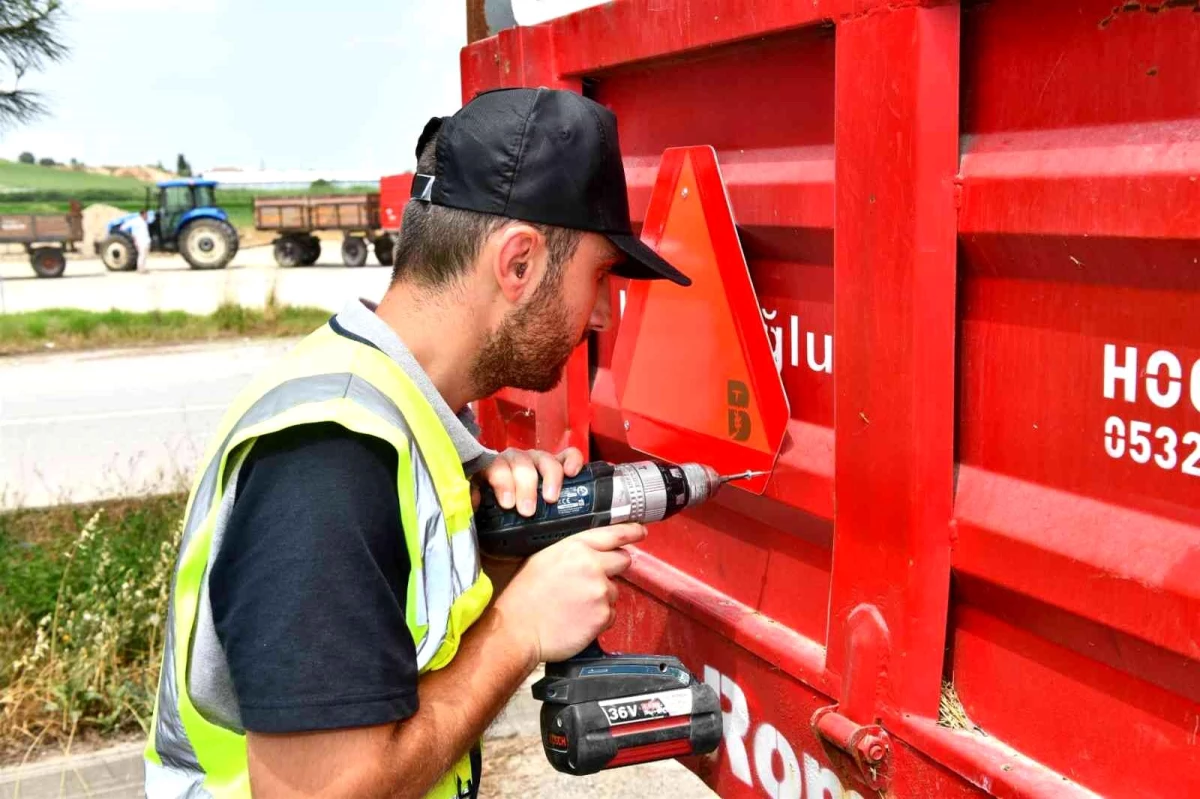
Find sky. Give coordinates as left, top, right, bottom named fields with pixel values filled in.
left=0, top=0, right=468, bottom=176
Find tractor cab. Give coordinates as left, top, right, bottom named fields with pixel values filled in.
left=147, top=180, right=223, bottom=249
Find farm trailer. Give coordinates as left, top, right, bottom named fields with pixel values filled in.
left=254, top=174, right=412, bottom=269
left=465, top=2, right=1200, bottom=798
left=0, top=201, right=82, bottom=278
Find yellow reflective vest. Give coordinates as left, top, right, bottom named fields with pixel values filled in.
left=144, top=317, right=494, bottom=798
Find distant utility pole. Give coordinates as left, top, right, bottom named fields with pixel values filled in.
left=0, top=1, right=68, bottom=130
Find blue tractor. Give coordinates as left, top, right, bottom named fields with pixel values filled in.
left=97, top=179, right=239, bottom=271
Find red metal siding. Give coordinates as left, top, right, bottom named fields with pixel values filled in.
left=464, top=1, right=1199, bottom=796
left=951, top=0, right=1200, bottom=793
left=379, top=173, right=414, bottom=232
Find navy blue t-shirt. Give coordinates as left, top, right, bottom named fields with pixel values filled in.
left=209, top=421, right=420, bottom=733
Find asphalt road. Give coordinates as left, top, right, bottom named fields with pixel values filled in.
left=0, top=244, right=394, bottom=315
left=0, top=338, right=297, bottom=509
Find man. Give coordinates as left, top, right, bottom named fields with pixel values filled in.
left=120, top=209, right=151, bottom=272
left=144, top=86, right=691, bottom=799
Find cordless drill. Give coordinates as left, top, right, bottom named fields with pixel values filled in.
left=475, top=459, right=766, bottom=776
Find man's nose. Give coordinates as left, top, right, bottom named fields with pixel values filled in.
left=589, top=278, right=613, bottom=332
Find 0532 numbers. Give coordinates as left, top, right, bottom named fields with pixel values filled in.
left=1104, top=416, right=1200, bottom=477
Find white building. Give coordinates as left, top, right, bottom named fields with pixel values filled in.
left=198, top=168, right=379, bottom=191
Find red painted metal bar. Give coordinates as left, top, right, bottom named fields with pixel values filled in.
left=551, top=0, right=946, bottom=77
left=891, top=716, right=1102, bottom=799
left=619, top=549, right=833, bottom=695
left=826, top=3, right=959, bottom=719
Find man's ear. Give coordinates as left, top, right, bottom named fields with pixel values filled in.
left=492, top=224, right=540, bottom=303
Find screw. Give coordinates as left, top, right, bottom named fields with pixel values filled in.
left=857, top=734, right=886, bottom=764
left=624, top=420, right=631, bottom=431
left=681, top=187, right=689, bottom=199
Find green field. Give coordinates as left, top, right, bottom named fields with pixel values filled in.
left=0, top=160, right=150, bottom=194
left=0, top=160, right=378, bottom=232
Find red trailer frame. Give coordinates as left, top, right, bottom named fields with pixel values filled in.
left=465, top=3, right=1200, bottom=797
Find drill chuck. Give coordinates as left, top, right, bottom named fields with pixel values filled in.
left=608, top=461, right=720, bottom=524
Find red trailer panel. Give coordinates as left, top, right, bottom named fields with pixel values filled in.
left=380, top=172, right=414, bottom=233
left=464, top=2, right=1200, bottom=797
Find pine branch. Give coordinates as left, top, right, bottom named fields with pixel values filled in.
left=0, top=87, right=45, bottom=127
left=0, top=1, right=67, bottom=73
left=0, top=0, right=66, bottom=128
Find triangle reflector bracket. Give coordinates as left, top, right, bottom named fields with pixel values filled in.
left=611, top=146, right=789, bottom=495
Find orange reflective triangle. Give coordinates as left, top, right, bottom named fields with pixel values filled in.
left=611, top=146, right=789, bottom=495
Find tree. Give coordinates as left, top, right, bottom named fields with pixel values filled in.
left=17, top=150, right=33, bottom=163
left=36, top=155, right=53, bottom=166
left=0, top=1, right=68, bottom=130
left=310, top=178, right=333, bottom=193
left=176, top=153, right=192, bottom=177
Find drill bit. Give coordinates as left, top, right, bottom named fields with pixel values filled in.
left=718, top=469, right=771, bottom=484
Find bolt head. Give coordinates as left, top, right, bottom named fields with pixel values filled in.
left=856, top=734, right=887, bottom=764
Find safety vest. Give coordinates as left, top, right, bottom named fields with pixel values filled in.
left=144, top=321, right=494, bottom=798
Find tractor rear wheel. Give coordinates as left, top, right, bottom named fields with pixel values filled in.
left=273, top=236, right=304, bottom=268
left=180, top=219, right=237, bottom=270
left=100, top=233, right=137, bottom=272
left=373, top=234, right=394, bottom=267
left=342, top=236, right=368, bottom=267
left=301, top=235, right=321, bottom=266
left=30, top=247, right=66, bottom=278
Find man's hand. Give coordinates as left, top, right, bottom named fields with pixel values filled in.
left=493, top=523, right=647, bottom=663
left=475, top=446, right=586, bottom=516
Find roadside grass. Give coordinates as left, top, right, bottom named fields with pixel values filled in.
left=0, top=303, right=331, bottom=356
left=0, top=494, right=185, bottom=764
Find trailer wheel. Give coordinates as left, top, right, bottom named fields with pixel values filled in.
left=300, top=235, right=321, bottom=266
left=373, top=234, right=395, bottom=267
left=342, top=236, right=368, bottom=267
left=100, top=233, right=137, bottom=272
left=31, top=247, right=66, bottom=278
left=273, top=235, right=304, bottom=268
left=180, top=219, right=237, bottom=269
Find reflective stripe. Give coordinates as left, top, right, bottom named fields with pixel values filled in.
left=153, top=369, right=487, bottom=787
left=145, top=758, right=212, bottom=798
left=189, top=454, right=251, bottom=732
left=409, top=428, right=455, bottom=670
left=154, top=600, right=202, bottom=776
left=450, top=530, right=481, bottom=598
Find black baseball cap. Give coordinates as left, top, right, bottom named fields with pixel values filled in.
left=410, top=87, right=691, bottom=287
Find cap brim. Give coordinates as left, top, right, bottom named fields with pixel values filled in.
left=607, top=233, right=692, bottom=287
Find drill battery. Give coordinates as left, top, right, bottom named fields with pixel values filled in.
left=531, top=650, right=723, bottom=775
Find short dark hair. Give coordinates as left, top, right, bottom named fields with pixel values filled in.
left=391, top=134, right=582, bottom=287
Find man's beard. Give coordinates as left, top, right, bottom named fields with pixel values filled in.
left=470, top=279, right=581, bottom=397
